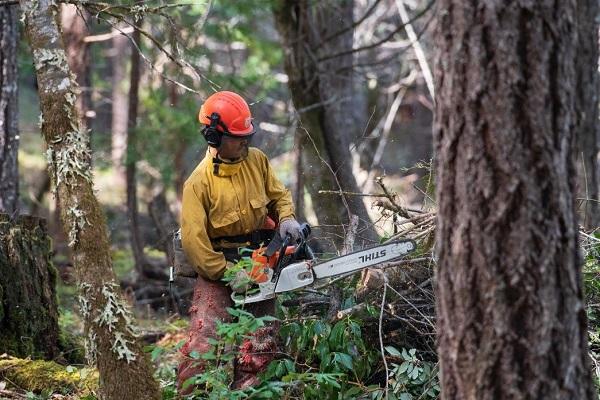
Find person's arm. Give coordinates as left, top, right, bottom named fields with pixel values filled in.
left=181, top=181, right=227, bottom=280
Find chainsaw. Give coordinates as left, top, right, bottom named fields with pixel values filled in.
left=231, top=223, right=416, bottom=305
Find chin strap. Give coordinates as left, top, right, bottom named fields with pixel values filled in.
left=211, top=152, right=246, bottom=175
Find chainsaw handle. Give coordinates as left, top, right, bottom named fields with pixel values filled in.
left=272, top=233, right=292, bottom=276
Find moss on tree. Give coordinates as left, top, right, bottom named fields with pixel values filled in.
left=0, top=214, right=60, bottom=360
left=0, top=355, right=98, bottom=394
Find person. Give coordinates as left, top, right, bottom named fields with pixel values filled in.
left=176, top=91, right=302, bottom=392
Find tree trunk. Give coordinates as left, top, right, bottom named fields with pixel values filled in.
left=0, top=214, right=60, bottom=360
left=433, top=2, right=596, bottom=399
left=575, top=0, right=600, bottom=229
left=21, top=2, right=160, bottom=399
left=148, top=191, right=177, bottom=265
left=0, top=4, right=19, bottom=214
left=273, top=0, right=376, bottom=245
left=126, top=24, right=148, bottom=273
left=111, top=28, right=129, bottom=185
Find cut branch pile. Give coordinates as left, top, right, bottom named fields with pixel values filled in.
left=300, top=177, right=438, bottom=356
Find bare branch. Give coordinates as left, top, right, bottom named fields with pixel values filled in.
left=395, top=0, right=435, bottom=99
left=318, top=0, right=383, bottom=47
left=317, top=0, right=435, bottom=62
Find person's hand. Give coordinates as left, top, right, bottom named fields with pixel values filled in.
left=229, top=269, right=252, bottom=294
left=279, top=218, right=302, bottom=242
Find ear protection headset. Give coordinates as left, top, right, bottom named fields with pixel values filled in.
left=201, top=112, right=227, bottom=148
left=201, top=112, right=255, bottom=148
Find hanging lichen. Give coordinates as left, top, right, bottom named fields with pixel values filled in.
left=111, top=332, right=136, bottom=363
left=77, top=283, right=93, bottom=320
left=20, top=0, right=39, bottom=24
left=66, top=199, right=91, bottom=248
left=130, top=4, right=148, bottom=22
left=32, top=48, right=69, bottom=75
left=49, top=129, right=92, bottom=187
left=93, top=282, right=138, bottom=363
left=84, top=329, right=97, bottom=366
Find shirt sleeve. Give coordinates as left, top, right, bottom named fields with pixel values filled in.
left=261, top=152, right=295, bottom=222
left=181, top=180, right=227, bottom=280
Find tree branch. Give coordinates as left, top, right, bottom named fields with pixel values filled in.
left=317, top=0, right=435, bottom=62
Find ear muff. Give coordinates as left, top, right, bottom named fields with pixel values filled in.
left=202, top=112, right=223, bottom=147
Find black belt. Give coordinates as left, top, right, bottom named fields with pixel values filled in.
left=211, top=229, right=275, bottom=247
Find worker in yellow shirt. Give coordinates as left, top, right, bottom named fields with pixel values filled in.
left=177, top=91, right=302, bottom=392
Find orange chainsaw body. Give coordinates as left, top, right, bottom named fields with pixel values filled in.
left=249, top=246, right=295, bottom=283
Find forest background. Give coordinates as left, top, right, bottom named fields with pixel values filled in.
left=0, top=0, right=599, bottom=399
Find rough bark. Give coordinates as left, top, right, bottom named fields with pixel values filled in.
left=273, top=0, right=376, bottom=245
left=433, top=1, right=595, bottom=399
left=21, top=1, right=160, bottom=399
left=126, top=25, right=148, bottom=273
left=0, top=214, right=60, bottom=360
left=575, top=0, right=600, bottom=229
left=0, top=4, right=19, bottom=214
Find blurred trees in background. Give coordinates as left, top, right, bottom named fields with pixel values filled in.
left=273, top=0, right=376, bottom=244
left=0, top=3, right=19, bottom=214
left=11, top=0, right=441, bottom=259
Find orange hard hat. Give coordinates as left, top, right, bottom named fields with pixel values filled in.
left=198, top=91, right=255, bottom=136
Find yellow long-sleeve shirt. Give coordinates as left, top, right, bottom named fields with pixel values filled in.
left=181, top=147, right=295, bottom=280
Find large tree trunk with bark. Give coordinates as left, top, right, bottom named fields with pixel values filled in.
left=433, top=2, right=596, bottom=399
left=273, top=0, right=376, bottom=246
left=0, top=214, right=60, bottom=360
left=21, top=2, right=160, bottom=399
left=0, top=4, right=19, bottom=214
left=575, top=0, right=600, bottom=229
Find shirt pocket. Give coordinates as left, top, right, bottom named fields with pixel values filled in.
left=249, top=195, right=269, bottom=227
left=209, top=206, right=240, bottom=229
left=207, top=178, right=240, bottom=230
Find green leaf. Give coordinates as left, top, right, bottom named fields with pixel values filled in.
left=174, top=339, right=186, bottom=350
left=385, top=346, right=402, bottom=357
left=150, top=346, right=164, bottom=362
left=401, top=348, right=410, bottom=359
left=181, top=376, right=196, bottom=390
left=333, top=353, right=353, bottom=371
left=399, top=361, right=410, bottom=374
left=260, top=315, right=279, bottom=322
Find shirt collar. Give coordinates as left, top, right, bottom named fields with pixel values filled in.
left=204, top=150, right=242, bottom=177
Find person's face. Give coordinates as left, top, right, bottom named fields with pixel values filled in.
left=218, top=134, right=251, bottom=160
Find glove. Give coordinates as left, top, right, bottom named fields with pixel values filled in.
left=279, top=218, right=302, bottom=242
left=230, top=269, right=252, bottom=294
